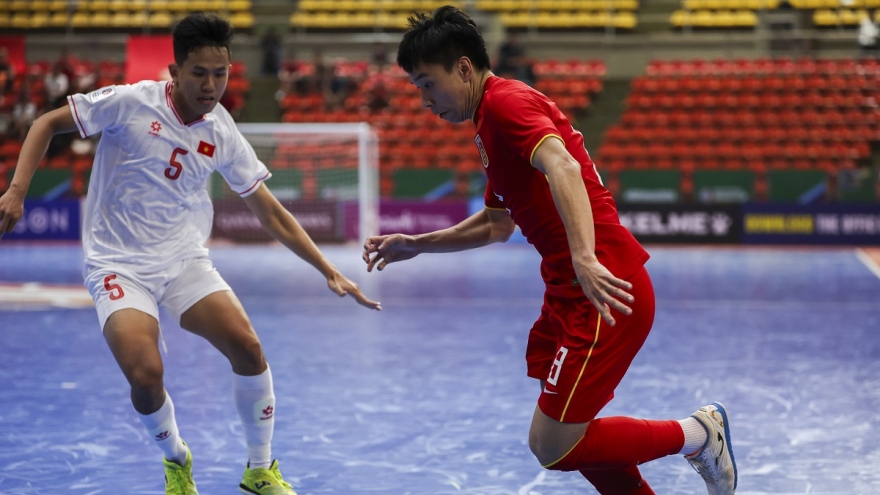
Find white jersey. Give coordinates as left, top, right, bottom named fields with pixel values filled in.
left=69, top=80, right=270, bottom=273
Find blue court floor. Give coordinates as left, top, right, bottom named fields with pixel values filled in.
left=0, top=242, right=878, bottom=495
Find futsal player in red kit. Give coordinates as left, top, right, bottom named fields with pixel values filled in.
left=362, top=6, right=737, bottom=495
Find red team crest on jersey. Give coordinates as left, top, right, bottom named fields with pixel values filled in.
left=197, top=141, right=215, bottom=157
left=475, top=134, right=489, bottom=169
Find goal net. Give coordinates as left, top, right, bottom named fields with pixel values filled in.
left=210, top=123, right=379, bottom=244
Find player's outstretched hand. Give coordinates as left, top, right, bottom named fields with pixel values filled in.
left=327, top=271, right=382, bottom=310
left=0, top=189, right=25, bottom=242
left=362, top=234, right=418, bottom=272
left=574, top=258, right=634, bottom=327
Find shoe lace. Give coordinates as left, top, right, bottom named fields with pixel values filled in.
left=689, top=447, right=721, bottom=482
left=269, top=464, right=293, bottom=489
left=166, top=465, right=195, bottom=493
left=249, top=464, right=293, bottom=490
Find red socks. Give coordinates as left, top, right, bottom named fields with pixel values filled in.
left=544, top=417, right=684, bottom=495
left=545, top=417, right=684, bottom=471
left=581, top=465, right=656, bottom=495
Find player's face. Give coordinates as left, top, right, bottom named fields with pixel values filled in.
left=409, top=62, right=472, bottom=124
left=169, top=46, right=230, bottom=123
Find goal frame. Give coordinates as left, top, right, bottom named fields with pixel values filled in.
left=235, top=122, right=379, bottom=242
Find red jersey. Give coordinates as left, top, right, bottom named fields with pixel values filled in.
left=473, top=76, right=648, bottom=297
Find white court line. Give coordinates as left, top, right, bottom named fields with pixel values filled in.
left=855, top=248, right=880, bottom=281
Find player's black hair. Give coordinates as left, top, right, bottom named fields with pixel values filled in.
left=172, top=12, right=234, bottom=65
left=397, top=6, right=491, bottom=74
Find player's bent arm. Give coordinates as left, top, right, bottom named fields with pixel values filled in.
left=531, top=136, right=597, bottom=263
left=413, top=207, right=515, bottom=253
left=6, top=106, right=78, bottom=199
left=0, top=106, right=78, bottom=236
left=362, top=208, right=513, bottom=272
left=242, top=183, right=338, bottom=278
left=532, top=136, right=633, bottom=324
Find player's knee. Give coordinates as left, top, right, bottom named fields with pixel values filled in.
left=228, top=331, right=266, bottom=374
left=529, top=431, right=568, bottom=468
left=128, top=362, right=164, bottom=393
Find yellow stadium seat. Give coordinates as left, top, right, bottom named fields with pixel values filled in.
left=229, top=11, right=253, bottom=28
left=108, top=11, right=129, bottom=26
left=693, top=9, right=714, bottom=26
left=813, top=9, right=837, bottom=24
left=128, top=10, right=147, bottom=25
left=290, top=11, right=306, bottom=27
left=29, top=11, right=50, bottom=27
left=10, top=11, right=28, bottom=27
left=166, top=0, right=189, bottom=12
left=876, top=9, right=880, bottom=21
left=683, top=0, right=703, bottom=9
left=9, top=0, right=29, bottom=11
left=714, top=9, right=734, bottom=26
left=615, top=11, right=638, bottom=28
left=570, top=11, right=595, bottom=27
left=735, top=9, right=757, bottom=25
left=128, top=0, right=148, bottom=9
left=91, top=0, right=112, bottom=11
left=297, top=0, right=321, bottom=11
left=376, top=11, right=408, bottom=29
left=48, top=11, right=68, bottom=26
left=0, top=12, right=9, bottom=27
left=147, top=10, right=172, bottom=27
left=593, top=11, right=614, bottom=25
left=614, top=0, right=640, bottom=10
left=353, top=0, right=377, bottom=10
left=499, top=11, right=529, bottom=27
left=228, top=0, right=251, bottom=11
left=70, top=10, right=89, bottom=26
left=47, top=0, right=68, bottom=12
left=474, top=0, right=499, bottom=10
left=89, top=10, right=111, bottom=26
left=671, top=9, right=691, bottom=26
left=349, top=11, right=374, bottom=27
left=867, top=0, right=880, bottom=7
left=838, top=8, right=861, bottom=24
left=30, top=0, right=51, bottom=11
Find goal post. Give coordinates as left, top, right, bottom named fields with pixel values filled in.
left=210, top=123, right=379, bottom=244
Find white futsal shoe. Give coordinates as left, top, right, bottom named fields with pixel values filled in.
left=686, top=402, right=738, bottom=495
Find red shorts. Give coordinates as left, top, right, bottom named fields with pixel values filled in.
left=527, top=264, right=655, bottom=423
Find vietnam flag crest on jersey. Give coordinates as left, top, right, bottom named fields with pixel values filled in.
left=198, top=140, right=215, bottom=157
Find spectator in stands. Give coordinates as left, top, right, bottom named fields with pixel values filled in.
left=859, top=11, right=879, bottom=56
left=362, top=44, right=393, bottom=111
left=494, top=33, right=535, bottom=86
left=54, top=48, right=77, bottom=86
left=73, top=62, right=101, bottom=95
left=9, top=83, right=37, bottom=141
left=275, top=53, right=303, bottom=101
left=0, top=47, right=14, bottom=94
left=260, top=28, right=283, bottom=77
left=44, top=62, right=69, bottom=109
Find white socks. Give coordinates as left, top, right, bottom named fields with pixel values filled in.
left=678, top=417, right=708, bottom=456
left=138, top=392, right=188, bottom=465
left=233, top=366, right=276, bottom=469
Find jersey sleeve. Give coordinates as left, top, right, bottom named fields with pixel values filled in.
left=484, top=92, right=563, bottom=165
left=483, top=178, right=506, bottom=210
left=67, top=85, right=126, bottom=138
left=216, top=129, right=272, bottom=197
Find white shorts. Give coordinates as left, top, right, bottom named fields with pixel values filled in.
left=84, top=257, right=231, bottom=332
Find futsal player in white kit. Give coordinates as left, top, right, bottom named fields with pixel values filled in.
left=0, top=12, right=380, bottom=495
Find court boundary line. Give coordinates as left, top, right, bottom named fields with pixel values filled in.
left=855, top=248, right=880, bottom=281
